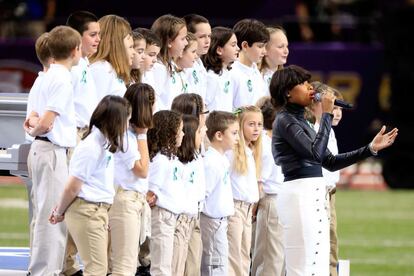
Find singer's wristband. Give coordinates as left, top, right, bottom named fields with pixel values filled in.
left=368, top=142, right=378, bottom=156
left=137, top=134, right=147, bottom=141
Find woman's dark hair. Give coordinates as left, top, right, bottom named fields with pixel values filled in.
left=256, top=96, right=277, bottom=130
left=269, top=65, right=311, bottom=110
left=171, top=93, right=204, bottom=116
left=177, top=115, right=199, bottom=163
left=85, top=95, right=131, bottom=153
left=203, top=26, right=234, bottom=74
left=148, top=110, right=182, bottom=161
left=124, top=83, right=155, bottom=129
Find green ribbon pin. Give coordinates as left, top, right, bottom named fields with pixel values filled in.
left=192, top=70, right=199, bottom=84
left=173, top=167, right=178, bottom=181
left=224, top=81, right=230, bottom=93
left=80, top=70, right=87, bottom=84
left=247, top=79, right=253, bottom=92
left=189, top=171, right=195, bottom=184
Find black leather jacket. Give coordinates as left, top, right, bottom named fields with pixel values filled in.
left=272, top=103, right=372, bottom=181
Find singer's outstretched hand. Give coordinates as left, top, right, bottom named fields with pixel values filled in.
left=371, top=126, right=398, bottom=152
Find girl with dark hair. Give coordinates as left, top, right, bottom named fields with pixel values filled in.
left=49, top=95, right=131, bottom=275
left=147, top=110, right=185, bottom=275
left=270, top=65, right=398, bottom=276
left=108, top=83, right=154, bottom=275
left=203, top=26, right=239, bottom=112
left=172, top=115, right=205, bottom=275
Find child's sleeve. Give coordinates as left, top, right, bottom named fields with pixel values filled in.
left=148, top=155, right=167, bottom=196
left=118, top=132, right=141, bottom=170
left=69, top=143, right=100, bottom=184
left=46, top=80, right=73, bottom=116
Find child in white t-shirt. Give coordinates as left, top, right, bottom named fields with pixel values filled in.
left=183, top=14, right=212, bottom=101
left=24, top=32, right=53, bottom=143
left=231, top=19, right=269, bottom=109
left=147, top=110, right=185, bottom=275
left=24, top=26, right=81, bottom=276
left=175, top=32, right=199, bottom=94
left=49, top=95, right=131, bottom=275
left=151, top=15, right=188, bottom=110
left=89, top=15, right=135, bottom=100
left=259, top=26, right=289, bottom=88
left=109, top=83, right=154, bottom=275
left=251, top=97, right=285, bottom=276
left=226, top=106, right=263, bottom=276
left=201, top=111, right=239, bottom=276
left=203, top=27, right=239, bottom=112
left=172, top=115, right=206, bottom=275
left=67, top=11, right=101, bottom=134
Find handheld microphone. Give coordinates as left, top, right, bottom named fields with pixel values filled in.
left=314, top=93, right=353, bottom=109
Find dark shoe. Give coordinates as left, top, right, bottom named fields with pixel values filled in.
left=71, top=270, right=84, bottom=276
left=136, top=265, right=151, bottom=276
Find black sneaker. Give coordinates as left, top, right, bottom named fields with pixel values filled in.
left=136, top=265, right=151, bottom=276
left=71, top=270, right=84, bottom=276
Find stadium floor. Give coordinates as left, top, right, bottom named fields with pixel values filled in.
left=0, top=247, right=28, bottom=275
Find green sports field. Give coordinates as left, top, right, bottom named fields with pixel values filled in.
left=0, top=184, right=413, bottom=275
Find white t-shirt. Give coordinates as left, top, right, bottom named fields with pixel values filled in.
left=148, top=153, right=185, bottom=214
left=71, top=57, right=99, bottom=128
left=186, top=58, right=207, bottom=100
left=182, top=156, right=206, bottom=216
left=26, top=71, right=44, bottom=142
left=31, top=64, right=76, bottom=147
left=202, top=147, right=234, bottom=218
left=177, top=68, right=193, bottom=94
left=260, top=131, right=283, bottom=194
left=114, top=129, right=147, bottom=194
left=151, top=61, right=183, bottom=110
left=89, top=60, right=127, bottom=101
left=70, top=126, right=115, bottom=204
left=142, top=69, right=155, bottom=87
left=262, top=67, right=274, bottom=89
left=314, top=122, right=340, bottom=188
left=231, top=60, right=268, bottom=109
left=205, top=68, right=234, bottom=112
left=226, top=146, right=259, bottom=203
left=141, top=70, right=160, bottom=113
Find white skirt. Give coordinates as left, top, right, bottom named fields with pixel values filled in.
left=277, top=177, right=330, bottom=276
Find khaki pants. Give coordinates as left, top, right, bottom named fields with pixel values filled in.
left=251, top=194, right=285, bottom=276
left=62, top=233, right=80, bottom=275
left=329, top=192, right=338, bottom=276
left=150, top=206, right=177, bottom=276
left=227, top=201, right=253, bottom=276
left=65, top=198, right=111, bottom=276
left=184, top=217, right=202, bottom=276
left=200, top=214, right=228, bottom=276
left=172, top=214, right=198, bottom=275
left=109, top=188, right=146, bottom=276
left=27, top=140, right=68, bottom=276
left=63, top=127, right=88, bottom=275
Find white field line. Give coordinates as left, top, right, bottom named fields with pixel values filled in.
left=0, top=199, right=28, bottom=209
left=0, top=233, right=27, bottom=240
left=341, top=239, right=414, bottom=248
